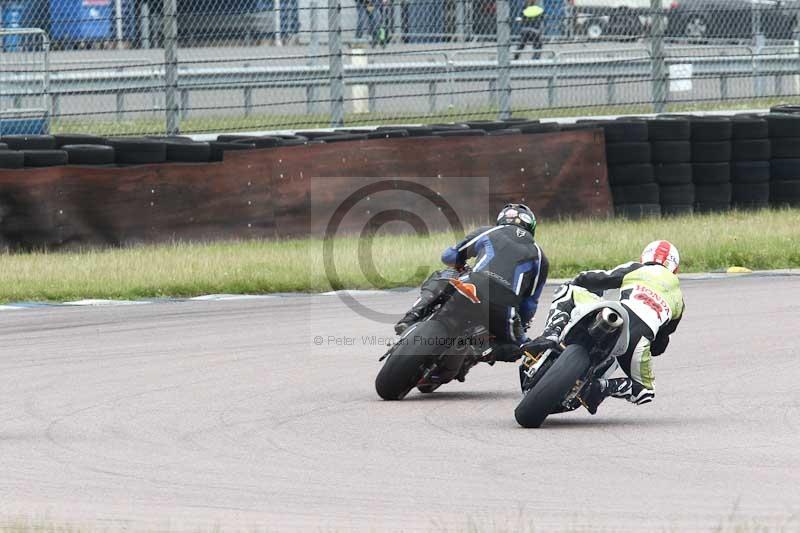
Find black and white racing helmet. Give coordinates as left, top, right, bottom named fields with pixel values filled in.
left=496, top=203, right=537, bottom=238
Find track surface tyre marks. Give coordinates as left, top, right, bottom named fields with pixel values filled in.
left=771, top=179, right=800, bottom=204
left=613, top=203, right=661, bottom=218
left=106, top=137, right=167, bottom=165
left=731, top=161, right=770, bottom=184
left=659, top=184, right=694, bottom=205
left=652, top=141, right=691, bottom=163
left=646, top=118, right=690, bottom=140
left=654, top=163, right=692, bottom=185
left=165, top=141, right=212, bottom=163
left=731, top=139, right=770, bottom=161
left=62, top=144, right=116, bottom=165
left=692, top=162, right=731, bottom=185
left=611, top=183, right=659, bottom=204
left=1, top=134, right=57, bottom=150
left=770, top=158, right=800, bottom=180
left=607, top=163, right=654, bottom=186
left=0, top=150, right=24, bottom=169
left=764, top=113, right=800, bottom=137
left=21, top=150, right=69, bottom=167
left=606, top=142, right=651, bottom=165
left=731, top=117, right=769, bottom=139
left=690, top=117, right=732, bottom=141
left=768, top=137, right=800, bottom=159
left=692, top=141, right=732, bottom=163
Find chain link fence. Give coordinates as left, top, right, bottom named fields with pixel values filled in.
left=2, top=0, right=800, bottom=135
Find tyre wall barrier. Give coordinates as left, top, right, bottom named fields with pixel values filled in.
left=0, top=128, right=610, bottom=249
left=601, top=109, right=800, bottom=218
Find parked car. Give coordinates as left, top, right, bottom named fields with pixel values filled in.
left=665, top=0, right=798, bottom=41
left=571, top=0, right=673, bottom=39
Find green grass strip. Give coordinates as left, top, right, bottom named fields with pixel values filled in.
left=0, top=208, right=798, bottom=303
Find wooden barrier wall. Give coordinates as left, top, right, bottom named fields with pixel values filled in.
left=0, top=130, right=610, bottom=249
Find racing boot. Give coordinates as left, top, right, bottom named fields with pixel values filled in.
left=583, top=377, right=633, bottom=415
left=522, top=310, right=569, bottom=354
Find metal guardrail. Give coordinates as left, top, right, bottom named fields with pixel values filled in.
left=2, top=46, right=798, bottom=122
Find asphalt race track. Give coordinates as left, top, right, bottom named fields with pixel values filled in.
left=1, top=275, right=798, bottom=532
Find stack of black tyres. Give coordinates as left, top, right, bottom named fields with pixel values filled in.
left=647, top=117, right=693, bottom=215
left=730, top=115, right=771, bottom=210
left=765, top=113, right=800, bottom=206
left=601, top=120, right=659, bottom=218
left=690, top=117, right=733, bottom=213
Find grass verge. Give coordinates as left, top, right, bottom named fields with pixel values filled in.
left=0, top=208, right=798, bottom=303
left=51, top=96, right=800, bottom=136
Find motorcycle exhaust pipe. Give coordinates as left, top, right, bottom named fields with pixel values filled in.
left=589, top=307, right=624, bottom=339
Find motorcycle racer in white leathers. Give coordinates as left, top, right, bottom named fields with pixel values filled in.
left=524, top=240, right=685, bottom=413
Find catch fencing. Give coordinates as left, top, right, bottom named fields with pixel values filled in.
left=3, top=0, right=800, bottom=135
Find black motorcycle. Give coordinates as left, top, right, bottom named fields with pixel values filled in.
left=515, top=300, right=630, bottom=428
left=374, top=268, right=499, bottom=401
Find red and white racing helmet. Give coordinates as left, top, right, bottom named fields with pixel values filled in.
left=641, top=240, right=680, bottom=274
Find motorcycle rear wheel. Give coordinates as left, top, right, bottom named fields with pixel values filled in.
left=514, top=344, right=591, bottom=428
left=375, top=320, right=448, bottom=400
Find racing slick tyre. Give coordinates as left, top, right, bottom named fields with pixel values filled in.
left=462, top=120, right=509, bottom=131
left=599, top=121, right=649, bottom=142
left=651, top=141, right=691, bottom=163
left=514, top=344, right=592, bottom=428
left=0, top=134, right=56, bottom=150
left=692, top=162, right=730, bottom=185
left=209, top=141, right=256, bottom=162
left=731, top=139, right=770, bottom=161
left=690, top=117, right=732, bottom=141
left=731, top=161, right=770, bottom=184
left=367, top=129, right=409, bottom=139
left=770, top=180, right=800, bottom=206
left=764, top=113, right=800, bottom=137
left=769, top=137, right=800, bottom=159
left=646, top=118, right=690, bottom=141
left=691, top=141, right=732, bottom=163
left=659, top=184, right=694, bottom=206
left=62, top=144, right=116, bottom=165
left=21, top=149, right=68, bottom=167
left=770, top=159, right=800, bottom=180
left=0, top=151, right=24, bottom=169
left=607, top=163, right=654, bottom=186
left=611, top=183, right=659, bottom=204
left=519, top=122, right=560, bottom=134
left=605, top=142, right=651, bottom=165
left=432, top=129, right=486, bottom=137
left=106, top=137, right=167, bottom=164
left=614, top=203, right=661, bottom=218
left=53, top=133, right=107, bottom=147
left=661, top=204, right=694, bottom=216
left=165, top=141, right=212, bottom=163
left=731, top=116, right=768, bottom=139
left=654, top=163, right=692, bottom=185
left=375, top=320, right=448, bottom=401
left=732, top=182, right=770, bottom=209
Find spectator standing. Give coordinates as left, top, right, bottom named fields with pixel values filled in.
left=513, top=0, right=544, bottom=60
